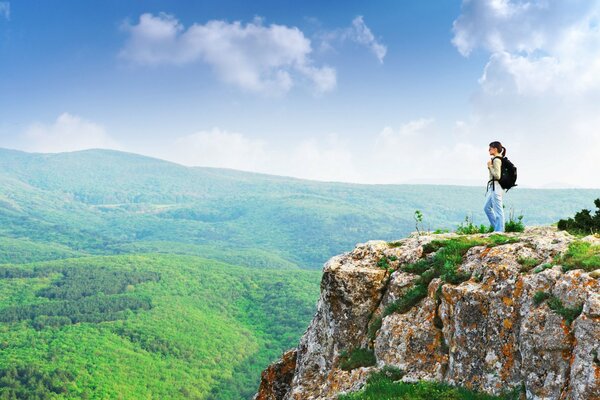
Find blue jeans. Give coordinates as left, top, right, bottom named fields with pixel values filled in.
left=484, top=183, right=504, bottom=232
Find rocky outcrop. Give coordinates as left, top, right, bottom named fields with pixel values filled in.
left=255, top=227, right=600, bottom=400
left=255, top=349, right=297, bottom=400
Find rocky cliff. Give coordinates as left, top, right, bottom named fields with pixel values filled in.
left=254, top=227, right=600, bottom=400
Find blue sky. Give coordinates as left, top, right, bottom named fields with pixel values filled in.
left=1, top=1, right=599, bottom=188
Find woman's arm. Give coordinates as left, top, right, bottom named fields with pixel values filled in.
left=489, top=157, right=502, bottom=180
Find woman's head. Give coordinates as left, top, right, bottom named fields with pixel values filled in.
left=489, top=141, right=506, bottom=157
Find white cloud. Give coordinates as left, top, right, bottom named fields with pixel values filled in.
left=451, top=0, right=600, bottom=188
left=317, top=16, right=387, bottom=63
left=21, top=113, right=121, bottom=153
left=453, top=0, right=600, bottom=95
left=119, top=13, right=336, bottom=95
left=347, top=16, right=387, bottom=63
left=0, top=2, right=9, bottom=20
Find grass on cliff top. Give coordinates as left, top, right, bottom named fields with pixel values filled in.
left=368, top=235, right=520, bottom=341
left=559, top=241, right=600, bottom=272
left=338, top=367, right=522, bottom=400
left=387, top=235, right=519, bottom=315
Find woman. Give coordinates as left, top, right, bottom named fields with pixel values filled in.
left=484, top=141, right=505, bottom=232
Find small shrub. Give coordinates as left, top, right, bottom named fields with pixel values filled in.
left=422, top=241, right=445, bottom=255
left=505, top=208, right=525, bottom=233
left=339, top=348, right=377, bottom=371
left=415, top=210, right=424, bottom=235
left=376, top=255, right=398, bottom=271
left=403, top=259, right=431, bottom=275
left=533, top=291, right=551, bottom=306
left=557, top=198, right=600, bottom=235
left=456, top=215, right=493, bottom=235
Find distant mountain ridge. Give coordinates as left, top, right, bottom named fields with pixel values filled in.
left=1, top=147, right=600, bottom=269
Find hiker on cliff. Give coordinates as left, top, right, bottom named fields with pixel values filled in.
left=484, top=141, right=505, bottom=232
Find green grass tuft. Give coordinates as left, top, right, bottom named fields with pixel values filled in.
left=384, top=235, right=521, bottom=317
left=456, top=215, right=493, bottom=235
left=547, top=296, right=583, bottom=325
left=559, top=241, right=600, bottom=272
left=383, top=285, right=429, bottom=316
left=533, top=263, right=554, bottom=273
left=505, top=209, right=525, bottom=233
left=517, top=257, right=540, bottom=272
left=533, top=291, right=551, bottom=306
left=338, top=369, right=523, bottom=400
left=339, top=348, right=377, bottom=371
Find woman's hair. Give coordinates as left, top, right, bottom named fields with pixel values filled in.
left=489, top=141, right=506, bottom=156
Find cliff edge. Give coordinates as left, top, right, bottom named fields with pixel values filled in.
left=254, top=227, right=600, bottom=400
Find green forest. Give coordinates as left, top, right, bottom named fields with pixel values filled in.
left=1, top=148, right=599, bottom=399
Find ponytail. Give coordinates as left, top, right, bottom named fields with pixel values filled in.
left=489, top=141, right=505, bottom=157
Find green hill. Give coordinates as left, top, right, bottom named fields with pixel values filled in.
left=0, top=148, right=599, bottom=399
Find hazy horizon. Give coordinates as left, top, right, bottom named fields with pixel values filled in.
left=0, top=146, right=595, bottom=190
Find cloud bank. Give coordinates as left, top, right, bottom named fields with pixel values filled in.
left=451, top=0, right=600, bottom=188
left=119, top=13, right=336, bottom=95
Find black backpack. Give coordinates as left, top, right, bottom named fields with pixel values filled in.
left=493, top=156, right=518, bottom=191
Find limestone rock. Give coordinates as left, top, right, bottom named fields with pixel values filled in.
left=255, top=227, right=600, bottom=400
left=254, top=349, right=297, bottom=400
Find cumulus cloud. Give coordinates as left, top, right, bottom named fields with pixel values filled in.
left=453, top=0, right=600, bottom=95
left=0, top=2, right=9, bottom=20
left=119, top=13, right=336, bottom=95
left=452, top=0, right=600, bottom=187
left=318, top=16, right=387, bottom=63
left=21, top=113, right=121, bottom=153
